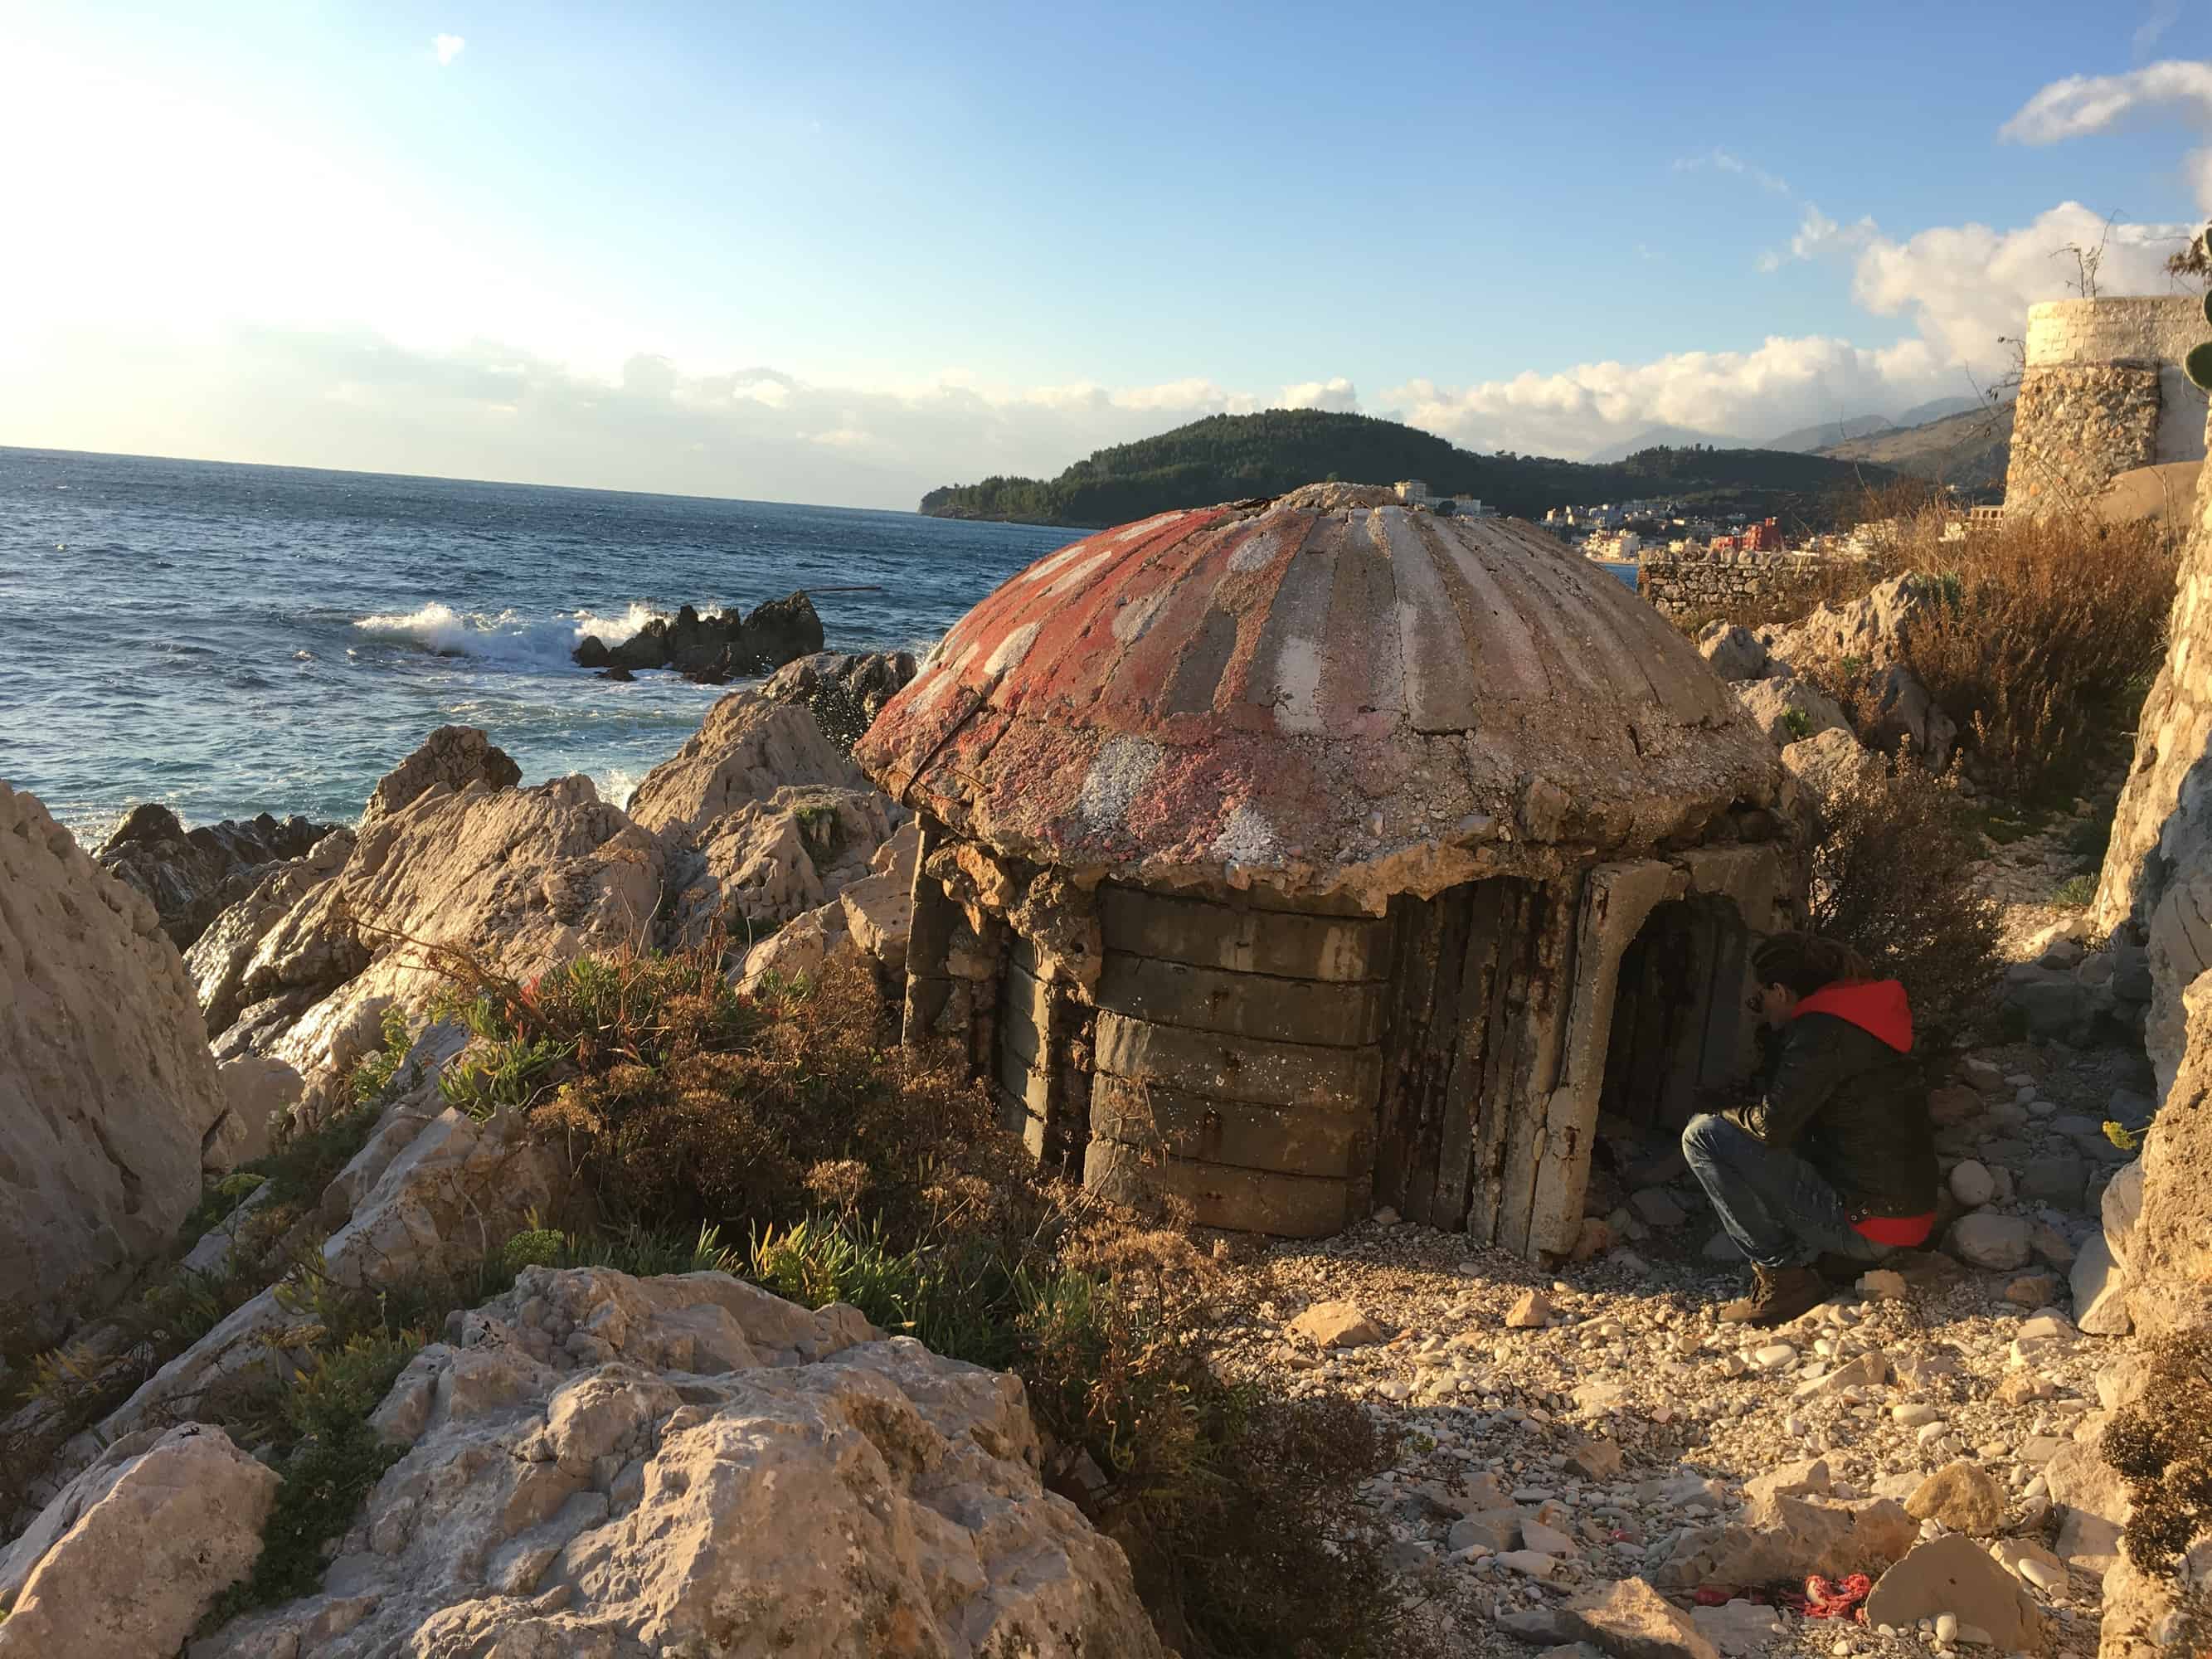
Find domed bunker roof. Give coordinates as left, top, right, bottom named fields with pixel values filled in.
left=855, top=484, right=1782, bottom=905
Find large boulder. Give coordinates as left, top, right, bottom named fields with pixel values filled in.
left=625, top=690, right=865, bottom=840
left=195, top=1266, right=1164, bottom=1659
left=1758, top=574, right=1940, bottom=673
left=185, top=825, right=357, bottom=1036
left=0, top=782, right=230, bottom=1345
left=0, top=1423, right=275, bottom=1659
left=1781, top=727, right=1882, bottom=830
left=359, top=724, right=522, bottom=830
left=201, top=742, right=664, bottom=1115
left=761, top=649, right=921, bottom=751
left=2125, top=966, right=2212, bottom=1336
left=95, top=804, right=338, bottom=950
left=1732, top=675, right=1851, bottom=748
left=1650, top=1491, right=1917, bottom=1590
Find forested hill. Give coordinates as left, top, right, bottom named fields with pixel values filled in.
left=919, top=410, right=1896, bottom=528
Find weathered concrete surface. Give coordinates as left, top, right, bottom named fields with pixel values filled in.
left=855, top=489, right=1781, bottom=909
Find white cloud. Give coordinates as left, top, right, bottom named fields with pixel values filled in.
left=433, top=34, right=466, bottom=67
left=2001, top=60, right=2212, bottom=144
left=2136, top=2, right=2182, bottom=57
left=1277, top=377, right=1361, bottom=413
left=1673, top=148, right=1792, bottom=197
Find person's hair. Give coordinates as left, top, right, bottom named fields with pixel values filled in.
left=1752, top=931, right=1873, bottom=999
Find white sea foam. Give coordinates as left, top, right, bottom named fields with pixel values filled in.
left=353, top=601, right=664, bottom=670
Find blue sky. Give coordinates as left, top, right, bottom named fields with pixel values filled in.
left=4, top=1, right=2211, bottom=505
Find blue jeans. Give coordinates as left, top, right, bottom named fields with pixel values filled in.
left=1680, top=1113, right=1884, bottom=1272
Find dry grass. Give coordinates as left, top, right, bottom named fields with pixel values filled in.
left=1890, top=508, right=2178, bottom=803
left=1808, top=755, right=2003, bottom=1036
left=2107, top=1327, right=2212, bottom=1579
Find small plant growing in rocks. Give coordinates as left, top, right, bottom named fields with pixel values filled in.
left=2103, top=1328, right=2212, bottom=1574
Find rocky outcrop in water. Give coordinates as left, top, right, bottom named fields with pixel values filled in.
left=95, top=803, right=341, bottom=950
left=576, top=592, right=824, bottom=683
left=0, top=781, right=231, bottom=1345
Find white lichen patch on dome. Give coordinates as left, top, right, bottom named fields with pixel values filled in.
left=1209, top=801, right=1282, bottom=868
left=984, top=623, right=1042, bottom=676
left=1075, top=735, right=1164, bottom=830
left=1111, top=511, right=1184, bottom=543
left=1110, top=587, right=1170, bottom=645
left=1023, top=538, right=1102, bottom=586
left=1041, top=547, right=1116, bottom=597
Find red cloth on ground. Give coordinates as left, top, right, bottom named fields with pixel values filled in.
left=1852, top=1210, right=1933, bottom=1247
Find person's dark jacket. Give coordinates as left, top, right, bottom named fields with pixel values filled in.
left=1734, top=979, right=1937, bottom=1219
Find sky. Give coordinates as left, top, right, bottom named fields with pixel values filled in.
left=5, top=2, right=2212, bottom=509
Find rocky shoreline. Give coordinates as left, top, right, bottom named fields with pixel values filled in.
left=2, top=523, right=2208, bottom=1658
left=574, top=591, right=823, bottom=683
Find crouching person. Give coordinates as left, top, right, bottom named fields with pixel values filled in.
left=1683, top=931, right=1937, bottom=1328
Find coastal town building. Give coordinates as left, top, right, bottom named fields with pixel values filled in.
left=855, top=484, right=1796, bottom=1260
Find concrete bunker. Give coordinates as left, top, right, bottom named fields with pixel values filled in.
left=854, top=484, right=1802, bottom=1260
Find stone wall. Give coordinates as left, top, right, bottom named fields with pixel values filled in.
left=1637, top=552, right=1846, bottom=618
left=2005, top=295, right=2210, bottom=520
left=2002, top=362, right=2161, bottom=518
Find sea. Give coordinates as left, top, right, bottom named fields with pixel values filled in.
left=0, top=447, right=1080, bottom=845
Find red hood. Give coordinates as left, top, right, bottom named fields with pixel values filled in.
left=1794, top=978, right=1913, bottom=1053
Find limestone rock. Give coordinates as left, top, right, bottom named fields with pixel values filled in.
left=1689, top=1599, right=1787, bottom=1658
left=1653, top=1493, right=1916, bottom=1591
left=1906, top=1461, right=2005, bottom=1535
left=0, top=781, right=229, bottom=1345
left=1733, top=676, right=1850, bottom=748
left=1864, top=663, right=1956, bottom=767
left=1695, top=625, right=1768, bottom=683
left=1862, top=1533, right=2043, bottom=1652
left=1506, top=1290, right=1553, bottom=1328
left=1760, top=575, right=1939, bottom=673
left=1562, top=1577, right=1719, bottom=1659
left=95, top=804, right=338, bottom=950
left=359, top=723, right=521, bottom=830
left=2126, top=967, right=2212, bottom=1337
left=216, top=767, right=665, bottom=1113
left=761, top=649, right=921, bottom=750
left=1290, top=1299, right=1383, bottom=1349
left=1780, top=727, right=1882, bottom=828
left=840, top=869, right=916, bottom=974
left=204, top=1054, right=302, bottom=1170
left=2071, top=1232, right=2132, bottom=1335
left=1948, top=1160, right=1996, bottom=1207
left=0, top=1423, right=276, bottom=1659
left=625, top=690, right=864, bottom=841
left=2101, top=1158, right=2146, bottom=1267
left=735, top=901, right=857, bottom=994
left=195, top=1267, right=1162, bottom=1659
left=1947, top=1212, right=2032, bottom=1271
left=2046, top=1439, right=2132, bottom=1577
left=185, top=825, right=357, bottom=1035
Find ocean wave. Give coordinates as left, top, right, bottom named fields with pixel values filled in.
left=352, top=601, right=664, bottom=670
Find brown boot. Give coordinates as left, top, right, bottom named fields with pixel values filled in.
left=1718, top=1264, right=1829, bottom=1327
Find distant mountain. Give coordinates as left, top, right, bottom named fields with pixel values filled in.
left=1581, top=424, right=1750, bottom=465
left=1812, top=399, right=2012, bottom=492
left=1764, top=414, right=1897, bottom=453
left=1892, top=395, right=1985, bottom=428
left=920, top=409, right=1896, bottom=528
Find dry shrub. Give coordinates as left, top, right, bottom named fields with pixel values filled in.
left=439, top=942, right=1422, bottom=1658
left=2107, top=1328, right=2212, bottom=1577
left=1891, top=508, right=2178, bottom=802
left=1809, top=755, right=2002, bottom=1034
